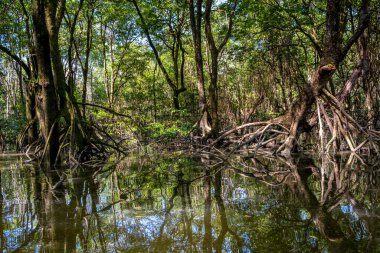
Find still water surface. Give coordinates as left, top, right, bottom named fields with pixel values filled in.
left=0, top=152, right=380, bottom=252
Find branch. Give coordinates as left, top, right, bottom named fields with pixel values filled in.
left=130, top=0, right=176, bottom=91
left=217, top=0, right=238, bottom=52
left=294, top=20, right=322, bottom=56
left=340, top=0, right=370, bottom=60
left=204, top=0, right=218, bottom=53
left=0, top=44, right=31, bottom=78
left=335, top=60, right=363, bottom=102
left=275, top=0, right=322, bottom=56
left=76, top=102, right=131, bottom=118
left=56, top=0, right=66, bottom=28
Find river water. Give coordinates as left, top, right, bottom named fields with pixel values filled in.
left=0, top=152, right=379, bottom=252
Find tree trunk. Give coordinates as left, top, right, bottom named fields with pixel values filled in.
left=101, top=22, right=111, bottom=106
left=188, top=0, right=211, bottom=136
left=32, top=0, right=61, bottom=165
left=132, top=0, right=186, bottom=110
left=20, top=0, right=38, bottom=145
left=45, top=0, right=67, bottom=113
left=173, top=91, right=180, bottom=111
left=81, top=7, right=94, bottom=119
left=67, top=0, right=84, bottom=98
left=203, top=0, right=235, bottom=137
left=204, top=0, right=220, bottom=137
left=277, top=0, right=370, bottom=155
left=25, top=83, right=38, bottom=144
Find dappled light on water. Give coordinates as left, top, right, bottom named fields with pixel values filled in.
left=0, top=153, right=379, bottom=252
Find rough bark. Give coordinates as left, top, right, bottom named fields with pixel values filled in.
left=277, top=0, right=370, bottom=155
left=188, top=0, right=211, bottom=136
left=20, top=0, right=39, bottom=145
left=32, top=0, right=61, bottom=165
left=66, top=0, right=84, bottom=98
left=203, top=0, right=236, bottom=137
left=45, top=0, right=66, bottom=112
left=204, top=0, right=219, bottom=136
left=81, top=7, right=94, bottom=119
left=25, top=83, right=38, bottom=144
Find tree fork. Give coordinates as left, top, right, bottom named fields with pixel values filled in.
left=274, top=0, right=370, bottom=155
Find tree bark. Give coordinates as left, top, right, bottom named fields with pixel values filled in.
left=188, top=0, right=211, bottom=136
left=32, top=0, right=61, bottom=165
left=203, top=0, right=236, bottom=137
left=81, top=7, right=94, bottom=119
left=277, top=0, right=370, bottom=155
left=20, top=0, right=39, bottom=145
left=204, top=0, right=220, bottom=137
left=66, top=0, right=84, bottom=98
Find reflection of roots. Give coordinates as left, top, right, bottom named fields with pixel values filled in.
left=210, top=90, right=380, bottom=156
left=200, top=141, right=377, bottom=249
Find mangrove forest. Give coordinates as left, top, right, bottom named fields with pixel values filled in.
left=0, top=0, right=380, bottom=252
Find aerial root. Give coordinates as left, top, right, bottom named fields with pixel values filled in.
left=18, top=118, right=139, bottom=166
left=320, top=89, right=380, bottom=153
left=202, top=121, right=291, bottom=158
left=204, top=89, right=380, bottom=157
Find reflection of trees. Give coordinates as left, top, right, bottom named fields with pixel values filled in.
left=153, top=171, right=181, bottom=252
left=0, top=161, right=43, bottom=252
left=203, top=169, right=212, bottom=253
left=33, top=168, right=94, bottom=253
left=213, top=170, right=243, bottom=253
left=200, top=153, right=243, bottom=253
left=37, top=170, right=70, bottom=252
left=1, top=163, right=109, bottom=253
left=153, top=169, right=197, bottom=252
left=283, top=156, right=356, bottom=252
left=0, top=170, right=3, bottom=250
left=1, top=154, right=380, bottom=252
left=180, top=174, right=194, bottom=252
left=225, top=153, right=380, bottom=252
left=296, top=154, right=380, bottom=252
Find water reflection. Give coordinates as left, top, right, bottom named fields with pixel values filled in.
left=0, top=153, right=379, bottom=252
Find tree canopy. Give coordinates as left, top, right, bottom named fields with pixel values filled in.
left=0, top=0, right=379, bottom=163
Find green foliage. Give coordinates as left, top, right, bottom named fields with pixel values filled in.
left=0, top=0, right=379, bottom=153
left=0, top=114, right=25, bottom=142
left=143, top=121, right=192, bottom=140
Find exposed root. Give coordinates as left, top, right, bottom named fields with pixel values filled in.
left=17, top=114, right=140, bottom=167
left=205, top=89, right=380, bottom=158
